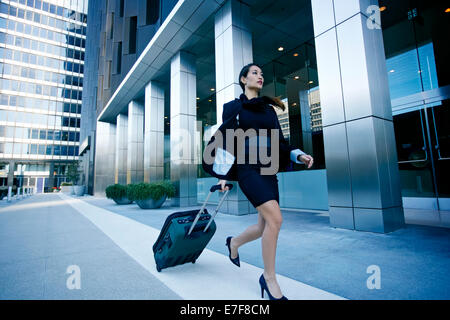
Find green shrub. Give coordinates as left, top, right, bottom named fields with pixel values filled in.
left=126, top=181, right=176, bottom=201
left=67, top=161, right=80, bottom=184
left=105, top=184, right=128, bottom=199
left=61, top=182, right=73, bottom=186
left=126, top=184, right=137, bottom=201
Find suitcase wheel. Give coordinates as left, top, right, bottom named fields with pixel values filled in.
left=156, top=264, right=162, bottom=272
left=192, top=259, right=196, bottom=264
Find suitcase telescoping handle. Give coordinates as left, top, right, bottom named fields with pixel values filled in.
left=187, top=183, right=234, bottom=236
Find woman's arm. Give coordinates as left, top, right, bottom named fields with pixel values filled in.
left=272, top=108, right=307, bottom=165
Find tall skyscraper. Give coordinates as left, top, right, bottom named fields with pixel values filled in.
left=0, top=0, right=87, bottom=193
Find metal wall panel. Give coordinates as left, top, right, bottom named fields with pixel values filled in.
left=333, top=0, right=378, bottom=25
left=323, top=123, right=353, bottom=207
left=336, top=14, right=372, bottom=121
left=214, top=0, right=256, bottom=215
left=311, top=0, right=335, bottom=37
left=329, top=206, right=355, bottom=230
left=312, top=0, right=405, bottom=233
left=314, top=28, right=345, bottom=126
left=170, top=51, right=197, bottom=207
left=144, top=81, right=165, bottom=182
left=115, top=113, right=128, bottom=184
left=127, top=100, right=144, bottom=184
left=94, top=121, right=116, bottom=196
left=346, top=117, right=382, bottom=208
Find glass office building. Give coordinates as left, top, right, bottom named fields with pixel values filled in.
left=83, top=0, right=449, bottom=233
left=0, top=0, right=87, bottom=193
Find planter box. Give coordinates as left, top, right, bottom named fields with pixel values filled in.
left=60, top=185, right=73, bottom=194
left=112, top=197, right=133, bottom=205
left=135, top=195, right=167, bottom=209
left=73, top=185, right=85, bottom=196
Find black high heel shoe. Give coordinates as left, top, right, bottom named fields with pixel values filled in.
left=226, top=236, right=240, bottom=267
left=259, top=274, right=288, bottom=300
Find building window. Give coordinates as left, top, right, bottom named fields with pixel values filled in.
left=146, top=0, right=159, bottom=25
left=105, top=60, right=111, bottom=89
left=116, top=41, right=122, bottom=74
left=119, top=0, right=124, bottom=18
left=97, top=75, right=103, bottom=102
left=101, top=32, right=106, bottom=56
left=108, top=12, right=114, bottom=39
left=129, top=16, right=137, bottom=54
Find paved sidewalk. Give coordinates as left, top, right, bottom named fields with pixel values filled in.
left=58, top=192, right=343, bottom=300
left=1, top=193, right=449, bottom=299
left=80, top=194, right=450, bottom=300
left=0, top=193, right=180, bottom=299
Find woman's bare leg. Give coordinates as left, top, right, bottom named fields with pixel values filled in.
left=229, top=199, right=284, bottom=298
left=257, top=200, right=283, bottom=299
left=229, top=212, right=265, bottom=259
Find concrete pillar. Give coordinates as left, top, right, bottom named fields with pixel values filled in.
left=170, top=51, right=197, bottom=207
left=7, top=160, right=14, bottom=188
left=88, top=130, right=96, bottom=195
left=48, top=162, right=55, bottom=190
left=215, top=0, right=253, bottom=126
left=311, top=0, right=405, bottom=233
left=115, top=114, right=128, bottom=184
left=94, top=121, right=116, bottom=196
left=214, top=0, right=256, bottom=215
left=144, top=81, right=165, bottom=183
left=127, top=100, right=144, bottom=184
left=7, top=186, right=11, bottom=202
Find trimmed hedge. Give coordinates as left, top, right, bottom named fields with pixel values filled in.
left=127, top=181, right=175, bottom=201
left=105, top=184, right=128, bottom=199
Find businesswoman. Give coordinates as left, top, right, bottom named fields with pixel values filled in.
left=218, top=63, right=314, bottom=300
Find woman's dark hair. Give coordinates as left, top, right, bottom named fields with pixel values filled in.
left=238, top=63, right=286, bottom=112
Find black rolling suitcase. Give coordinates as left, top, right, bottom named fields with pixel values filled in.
left=152, top=183, right=233, bottom=272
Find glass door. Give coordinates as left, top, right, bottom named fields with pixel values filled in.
left=36, top=177, right=44, bottom=193
left=393, top=99, right=450, bottom=210
left=394, top=108, right=434, bottom=197
left=427, top=100, right=450, bottom=201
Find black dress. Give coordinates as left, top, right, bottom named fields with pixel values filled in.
left=235, top=94, right=282, bottom=208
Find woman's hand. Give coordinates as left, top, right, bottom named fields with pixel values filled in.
left=217, top=179, right=229, bottom=193
left=299, top=154, right=314, bottom=169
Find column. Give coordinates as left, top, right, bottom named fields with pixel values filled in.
left=311, top=0, right=405, bottom=233
left=7, top=160, right=14, bottom=188
left=48, top=162, right=55, bottom=190
left=170, top=51, right=197, bottom=207
left=144, top=81, right=165, bottom=182
left=115, top=114, right=128, bottom=184
left=88, top=130, right=96, bottom=195
left=127, top=100, right=144, bottom=184
left=94, top=121, right=116, bottom=196
left=214, top=0, right=256, bottom=215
